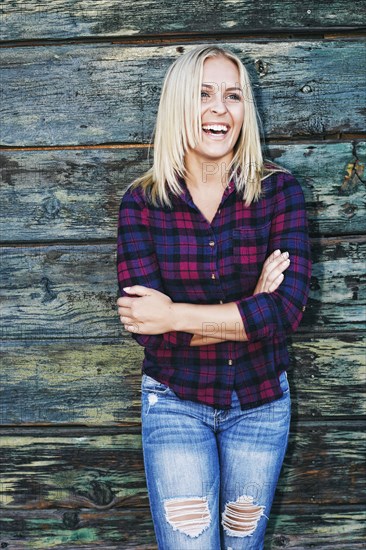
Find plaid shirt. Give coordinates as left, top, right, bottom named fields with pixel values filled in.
left=117, top=171, right=312, bottom=410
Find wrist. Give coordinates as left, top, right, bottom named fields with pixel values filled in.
left=170, top=303, right=185, bottom=332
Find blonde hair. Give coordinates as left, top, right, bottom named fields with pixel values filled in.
left=130, top=45, right=290, bottom=207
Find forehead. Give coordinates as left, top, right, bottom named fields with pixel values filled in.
left=201, top=56, right=240, bottom=86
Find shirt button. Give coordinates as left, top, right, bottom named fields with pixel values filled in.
left=211, top=273, right=216, bottom=279
left=218, top=209, right=221, bottom=214
left=219, top=300, right=223, bottom=304
left=209, top=241, right=215, bottom=247
left=302, top=305, right=306, bottom=312
left=228, top=359, right=233, bottom=366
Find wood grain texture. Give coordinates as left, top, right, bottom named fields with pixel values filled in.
left=0, top=142, right=365, bottom=242
left=0, top=506, right=365, bottom=549
left=1, top=41, right=365, bottom=146
left=0, top=335, right=364, bottom=425
left=1, top=237, right=364, bottom=339
left=1, top=0, right=365, bottom=41
left=1, top=4, right=365, bottom=548
left=0, top=423, right=364, bottom=509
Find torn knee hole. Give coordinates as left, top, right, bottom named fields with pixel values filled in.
left=222, top=495, right=265, bottom=537
left=164, top=497, right=211, bottom=538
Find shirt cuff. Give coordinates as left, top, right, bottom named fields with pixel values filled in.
left=235, top=293, right=282, bottom=341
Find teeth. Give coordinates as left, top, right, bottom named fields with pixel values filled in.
left=202, top=124, right=229, bottom=132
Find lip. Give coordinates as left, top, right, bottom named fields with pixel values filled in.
left=202, top=121, right=231, bottom=142
left=202, top=126, right=231, bottom=140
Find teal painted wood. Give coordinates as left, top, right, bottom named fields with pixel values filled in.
left=0, top=423, right=364, bottom=507
left=0, top=41, right=365, bottom=145
left=1, top=0, right=365, bottom=41
left=0, top=335, right=364, bottom=425
left=0, top=506, right=364, bottom=549
left=0, top=237, right=365, bottom=339
left=0, top=142, right=365, bottom=241
left=0, top=3, right=365, bottom=547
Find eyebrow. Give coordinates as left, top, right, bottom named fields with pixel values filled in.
left=202, top=83, right=243, bottom=92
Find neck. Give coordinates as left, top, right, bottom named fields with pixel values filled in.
left=184, top=151, right=233, bottom=192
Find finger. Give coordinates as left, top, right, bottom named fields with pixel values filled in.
left=268, top=273, right=284, bottom=292
left=263, top=253, right=290, bottom=276
left=120, top=315, right=134, bottom=324
left=262, top=249, right=281, bottom=268
left=268, top=250, right=289, bottom=265
left=123, top=285, right=151, bottom=296
left=265, top=258, right=290, bottom=283
left=117, top=296, right=133, bottom=307
left=124, top=323, right=139, bottom=333
left=118, top=305, right=132, bottom=316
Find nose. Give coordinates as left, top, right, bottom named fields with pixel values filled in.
left=210, top=92, right=228, bottom=114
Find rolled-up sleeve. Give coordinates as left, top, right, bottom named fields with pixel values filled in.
left=117, top=187, right=192, bottom=349
left=234, top=173, right=312, bottom=341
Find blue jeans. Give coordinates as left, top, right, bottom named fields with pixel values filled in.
left=141, top=370, right=291, bottom=550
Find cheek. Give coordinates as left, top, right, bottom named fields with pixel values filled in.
left=235, top=107, right=244, bottom=128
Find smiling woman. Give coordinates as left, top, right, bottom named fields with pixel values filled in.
left=116, top=45, right=311, bottom=549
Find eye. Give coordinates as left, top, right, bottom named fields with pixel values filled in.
left=201, top=90, right=210, bottom=99
left=227, top=93, right=241, bottom=101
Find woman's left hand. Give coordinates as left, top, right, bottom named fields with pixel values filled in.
left=116, top=285, right=174, bottom=335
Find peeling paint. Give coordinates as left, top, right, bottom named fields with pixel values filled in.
left=340, top=159, right=364, bottom=195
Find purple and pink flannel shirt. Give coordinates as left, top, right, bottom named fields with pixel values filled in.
left=116, top=171, right=312, bottom=410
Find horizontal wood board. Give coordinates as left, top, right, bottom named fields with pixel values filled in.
left=0, top=423, right=365, bottom=510
left=1, top=41, right=365, bottom=146
left=0, top=142, right=365, bottom=242
left=1, top=0, right=366, bottom=41
left=0, top=335, right=365, bottom=425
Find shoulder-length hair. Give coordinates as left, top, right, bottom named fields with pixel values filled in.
left=130, top=44, right=290, bottom=208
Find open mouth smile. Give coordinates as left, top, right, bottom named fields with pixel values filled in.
left=202, top=123, right=230, bottom=139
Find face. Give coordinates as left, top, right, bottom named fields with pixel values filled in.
left=187, top=55, right=244, bottom=168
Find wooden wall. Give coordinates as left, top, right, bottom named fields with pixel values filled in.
left=1, top=2, right=365, bottom=548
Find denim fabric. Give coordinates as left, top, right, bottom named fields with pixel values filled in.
left=141, top=371, right=291, bottom=549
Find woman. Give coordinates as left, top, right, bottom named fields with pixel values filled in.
left=116, top=45, right=311, bottom=550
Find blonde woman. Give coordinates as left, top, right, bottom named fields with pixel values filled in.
left=116, top=45, right=311, bottom=549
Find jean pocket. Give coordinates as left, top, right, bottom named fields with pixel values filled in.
left=141, top=373, right=173, bottom=395
left=279, top=370, right=290, bottom=394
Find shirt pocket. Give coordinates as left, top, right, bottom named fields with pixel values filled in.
left=232, top=222, right=271, bottom=286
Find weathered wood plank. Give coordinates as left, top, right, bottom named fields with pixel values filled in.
left=0, top=237, right=364, bottom=339
left=0, top=335, right=364, bottom=425
left=1, top=0, right=365, bottom=41
left=0, top=506, right=365, bottom=549
left=1, top=41, right=365, bottom=146
left=0, top=423, right=364, bottom=509
left=0, top=142, right=364, bottom=242
left=0, top=508, right=157, bottom=549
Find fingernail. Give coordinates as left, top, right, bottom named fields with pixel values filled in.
left=123, top=287, right=131, bottom=291
left=274, top=249, right=281, bottom=256
left=282, top=251, right=289, bottom=259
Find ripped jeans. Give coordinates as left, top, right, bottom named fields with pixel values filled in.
left=141, top=370, right=291, bottom=550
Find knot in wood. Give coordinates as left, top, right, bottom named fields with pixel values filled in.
left=62, top=511, right=80, bottom=529
left=273, top=534, right=290, bottom=547
left=300, top=84, right=312, bottom=94
left=254, top=59, right=268, bottom=77
left=42, top=196, right=61, bottom=218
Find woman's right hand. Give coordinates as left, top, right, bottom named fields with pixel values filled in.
left=253, top=250, right=290, bottom=295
